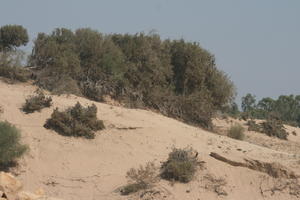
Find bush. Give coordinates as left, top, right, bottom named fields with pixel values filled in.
left=160, top=148, right=198, bottom=183
left=227, top=123, right=245, bottom=140
left=260, top=119, right=288, bottom=140
left=0, top=121, right=28, bottom=169
left=247, top=120, right=261, bottom=132
left=121, top=162, right=158, bottom=195
left=0, top=65, right=31, bottom=82
left=44, top=102, right=105, bottom=139
left=22, top=89, right=52, bottom=113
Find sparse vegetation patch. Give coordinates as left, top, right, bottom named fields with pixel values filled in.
left=121, top=162, right=158, bottom=195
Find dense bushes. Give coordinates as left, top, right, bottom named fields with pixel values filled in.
left=160, top=148, right=198, bottom=183
left=0, top=121, right=28, bottom=169
left=29, top=28, right=235, bottom=129
left=44, top=102, right=104, bottom=139
left=227, top=124, right=245, bottom=140
left=246, top=118, right=288, bottom=140
left=22, top=89, right=52, bottom=113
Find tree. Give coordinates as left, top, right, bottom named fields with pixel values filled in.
left=0, top=25, right=29, bottom=51
left=241, top=93, right=256, bottom=113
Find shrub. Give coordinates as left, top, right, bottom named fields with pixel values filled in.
left=160, top=148, right=198, bottom=183
left=227, top=123, right=245, bottom=140
left=260, top=119, right=288, bottom=140
left=22, top=89, right=52, bottom=113
left=0, top=121, right=28, bottom=169
left=0, top=65, right=31, bottom=82
left=121, top=162, right=158, bottom=195
left=247, top=120, right=261, bottom=132
left=44, top=102, right=105, bottom=139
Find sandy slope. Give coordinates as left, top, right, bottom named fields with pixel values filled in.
left=0, top=80, right=300, bottom=200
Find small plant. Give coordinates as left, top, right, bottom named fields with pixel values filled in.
left=160, top=147, right=198, bottom=183
left=121, top=162, right=158, bottom=195
left=44, top=102, right=105, bottom=139
left=22, top=89, right=52, bottom=113
left=247, top=120, right=261, bottom=132
left=260, top=119, right=288, bottom=140
left=0, top=121, right=28, bottom=170
left=227, top=123, right=245, bottom=140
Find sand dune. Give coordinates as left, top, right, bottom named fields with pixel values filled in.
left=0, top=80, right=300, bottom=200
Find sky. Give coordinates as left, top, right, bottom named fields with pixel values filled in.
left=0, top=0, right=299, bottom=104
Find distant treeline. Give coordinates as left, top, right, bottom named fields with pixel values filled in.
left=240, top=94, right=300, bottom=127
left=1, top=25, right=236, bottom=128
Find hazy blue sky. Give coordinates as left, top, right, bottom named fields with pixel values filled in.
left=1, top=0, right=299, bottom=103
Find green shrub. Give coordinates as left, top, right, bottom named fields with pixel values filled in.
left=260, top=119, right=288, bottom=140
left=227, top=123, right=245, bottom=140
left=44, top=102, right=105, bottom=139
left=121, top=162, right=158, bottom=195
left=22, top=89, right=52, bottom=113
left=0, top=121, right=28, bottom=169
left=247, top=120, right=261, bottom=132
left=160, top=148, right=198, bottom=183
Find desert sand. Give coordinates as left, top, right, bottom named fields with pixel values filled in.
left=0, top=80, right=300, bottom=200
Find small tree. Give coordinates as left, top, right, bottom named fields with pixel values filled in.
left=0, top=25, right=29, bottom=51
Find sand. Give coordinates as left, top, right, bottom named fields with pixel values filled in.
left=0, top=80, right=299, bottom=200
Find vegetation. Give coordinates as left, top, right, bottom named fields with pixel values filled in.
left=0, top=25, right=30, bottom=82
left=0, top=25, right=29, bottom=51
left=0, top=121, right=28, bottom=170
left=227, top=123, right=245, bottom=140
left=241, top=93, right=300, bottom=127
left=121, top=162, right=158, bottom=195
left=28, top=28, right=235, bottom=129
left=260, top=118, right=288, bottom=140
left=22, top=89, right=52, bottom=113
left=44, top=102, right=105, bottom=139
left=160, top=148, right=198, bottom=183
left=247, top=120, right=261, bottom=132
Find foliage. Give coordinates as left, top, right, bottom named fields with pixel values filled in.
left=22, top=89, right=52, bottom=113
left=121, top=162, right=158, bottom=195
left=0, top=121, right=28, bottom=169
left=160, top=147, right=198, bottom=183
left=260, top=118, right=288, bottom=140
left=44, top=102, right=104, bottom=139
left=247, top=120, right=261, bottom=132
left=227, top=123, right=245, bottom=140
left=241, top=94, right=300, bottom=127
left=0, top=51, right=31, bottom=82
left=29, top=28, right=236, bottom=129
left=0, top=25, right=28, bottom=51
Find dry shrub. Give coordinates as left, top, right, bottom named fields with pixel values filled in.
left=22, top=89, right=52, bottom=113
left=44, top=102, right=105, bottom=139
left=247, top=120, right=261, bottom=132
left=260, top=119, right=288, bottom=140
left=121, top=162, right=158, bottom=195
left=227, top=123, right=245, bottom=140
left=0, top=121, right=28, bottom=170
left=160, top=147, right=198, bottom=183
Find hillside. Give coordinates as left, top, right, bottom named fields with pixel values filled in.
left=0, top=80, right=300, bottom=200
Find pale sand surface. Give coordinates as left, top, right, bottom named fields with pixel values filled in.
left=0, top=80, right=300, bottom=200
